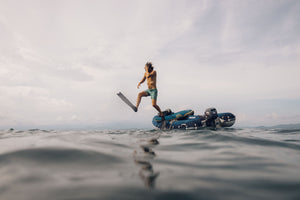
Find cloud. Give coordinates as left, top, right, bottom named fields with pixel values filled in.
left=0, top=0, right=300, bottom=128
left=265, top=112, right=279, bottom=120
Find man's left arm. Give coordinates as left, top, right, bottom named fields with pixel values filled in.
left=146, top=70, right=156, bottom=78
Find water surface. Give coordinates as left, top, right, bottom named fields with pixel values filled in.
left=0, top=128, right=300, bottom=200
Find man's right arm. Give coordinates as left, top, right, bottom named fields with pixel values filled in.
left=137, top=74, right=146, bottom=89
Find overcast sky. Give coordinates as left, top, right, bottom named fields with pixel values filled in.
left=0, top=0, right=300, bottom=129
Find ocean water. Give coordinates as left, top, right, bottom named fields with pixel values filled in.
left=0, top=127, right=300, bottom=200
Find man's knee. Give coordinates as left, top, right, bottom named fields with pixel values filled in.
left=139, top=92, right=148, bottom=98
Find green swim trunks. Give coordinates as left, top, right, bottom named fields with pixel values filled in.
left=145, top=89, right=158, bottom=100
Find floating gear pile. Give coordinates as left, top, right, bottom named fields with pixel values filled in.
left=152, top=108, right=235, bottom=129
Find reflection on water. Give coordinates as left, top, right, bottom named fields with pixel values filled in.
left=133, top=138, right=160, bottom=189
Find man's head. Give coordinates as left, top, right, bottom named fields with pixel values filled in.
left=145, top=62, right=153, bottom=73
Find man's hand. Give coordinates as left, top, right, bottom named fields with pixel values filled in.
left=137, top=83, right=141, bottom=89
left=146, top=70, right=155, bottom=78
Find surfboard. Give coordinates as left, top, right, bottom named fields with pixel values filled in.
left=117, top=92, right=137, bottom=112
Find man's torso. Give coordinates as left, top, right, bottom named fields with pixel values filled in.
left=146, top=71, right=157, bottom=89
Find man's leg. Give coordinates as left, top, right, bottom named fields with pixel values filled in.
left=152, top=99, right=163, bottom=116
left=136, top=91, right=149, bottom=111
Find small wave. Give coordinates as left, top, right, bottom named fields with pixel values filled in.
left=82, top=139, right=131, bottom=149
left=158, top=142, right=229, bottom=151
left=283, top=139, right=300, bottom=142
left=273, top=129, right=300, bottom=134
left=201, top=132, right=300, bottom=151
left=0, top=148, right=123, bottom=167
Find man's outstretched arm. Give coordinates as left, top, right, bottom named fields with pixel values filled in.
left=137, top=74, right=146, bottom=89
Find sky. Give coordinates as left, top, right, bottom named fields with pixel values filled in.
left=0, top=0, right=300, bottom=129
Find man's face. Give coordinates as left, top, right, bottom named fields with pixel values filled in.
left=145, top=65, right=148, bottom=72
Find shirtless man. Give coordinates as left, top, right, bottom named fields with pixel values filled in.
left=135, top=62, right=163, bottom=116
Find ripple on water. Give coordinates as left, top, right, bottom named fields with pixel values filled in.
left=0, top=148, right=123, bottom=167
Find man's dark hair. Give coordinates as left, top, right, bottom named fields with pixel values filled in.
left=146, top=62, right=153, bottom=73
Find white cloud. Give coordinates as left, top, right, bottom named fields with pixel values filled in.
left=0, top=0, right=300, bottom=128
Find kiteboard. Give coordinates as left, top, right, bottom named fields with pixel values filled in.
left=117, top=91, right=166, bottom=129
left=117, top=92, right=137, bottom=112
